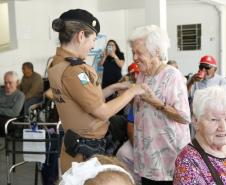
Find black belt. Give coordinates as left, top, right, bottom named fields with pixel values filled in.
left=64, top=129, right=108, bottom=159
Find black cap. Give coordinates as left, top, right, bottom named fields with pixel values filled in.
left=59, top=9, right=100, bottom=34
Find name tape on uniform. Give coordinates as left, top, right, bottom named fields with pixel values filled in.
left=77, top=72, right=90, bottom=85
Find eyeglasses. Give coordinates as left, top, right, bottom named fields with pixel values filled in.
left=199, top=64, right=212, bottom=70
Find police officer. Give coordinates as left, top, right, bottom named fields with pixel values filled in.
left=48, top=9, right=145, bottom=173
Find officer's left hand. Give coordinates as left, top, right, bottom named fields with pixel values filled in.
left=115, top=81, right=131, bottom=96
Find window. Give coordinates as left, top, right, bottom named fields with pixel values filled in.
left=0, top=2, right=10, bottom=50
left=177, top=24, right=201, bottom=51
left=0, top=2, right=17, bottom=52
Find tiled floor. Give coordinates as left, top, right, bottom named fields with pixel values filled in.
left=0, top=138, right=42, bottom=185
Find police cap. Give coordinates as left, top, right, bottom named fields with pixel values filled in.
left=59, top=9, right=100, bottom=34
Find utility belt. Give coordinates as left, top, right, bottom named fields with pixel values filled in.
left=64, top=129, right=111, bottom=159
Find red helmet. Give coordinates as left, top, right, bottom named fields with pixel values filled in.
left=200, top=55, right=217, bottom=67
left=128, top=63, right=140, bottom=74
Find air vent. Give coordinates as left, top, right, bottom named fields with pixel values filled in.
left=177, top=24, right=201, bottom=51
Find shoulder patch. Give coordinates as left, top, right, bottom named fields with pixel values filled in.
left=77, top=72, right=90, bottom=85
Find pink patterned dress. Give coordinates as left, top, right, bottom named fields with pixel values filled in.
left=174, top=144, right=226, bottom=184
left=133, top=65, right=191, bottom=181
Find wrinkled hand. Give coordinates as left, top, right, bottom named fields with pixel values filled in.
left=191, top=73, right=203, bottom=83
left=130, top=83, right=145, bottom=96
left=140, top=84, right=156, bottom=102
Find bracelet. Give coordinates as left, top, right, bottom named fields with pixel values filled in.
left=156, top=102, right=166, bottom=110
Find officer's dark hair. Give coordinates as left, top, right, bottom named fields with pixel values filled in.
left=52, top=9, right=99, bottom=44
left=22, top=62, right=34, bottom=72
left=52, top=20, right=94, bottom=44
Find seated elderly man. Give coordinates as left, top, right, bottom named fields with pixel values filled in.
left=0, top=71, right=25, bottom=136
left=187, top=55, right=226, bottom=107
left=20, top=62, right=44, bottom=115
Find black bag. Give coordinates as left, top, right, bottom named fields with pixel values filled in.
left=106, top=115, right=128, bottom=155
left=64, top=129, right=106, bottom=159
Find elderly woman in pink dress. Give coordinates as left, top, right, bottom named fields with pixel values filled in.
left=128, top=25, right=191, bottom=185
left=174, top=86, right=226, bottom=185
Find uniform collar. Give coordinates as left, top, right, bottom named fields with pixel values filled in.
left=56, top=47, right=77, bottom=59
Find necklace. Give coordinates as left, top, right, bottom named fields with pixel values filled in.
left=149, top=63, right=165, bottom=77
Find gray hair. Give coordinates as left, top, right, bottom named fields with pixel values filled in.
left=167, top=60, right=178, bottom=69
left=192, top=86, right=226, bottom=119
left=128, top=25, right=170, bottom=61
left=167, top=60, right=177, bottom=65
left=4, top=71, right=19, bottom=81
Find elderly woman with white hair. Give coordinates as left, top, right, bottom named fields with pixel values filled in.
left=174, top=86, right=226, bottom=185
left=129, top=25, right=191, bottom=185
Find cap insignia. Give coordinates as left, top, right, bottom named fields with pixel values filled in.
left=92, top=20, right=96, bottom=27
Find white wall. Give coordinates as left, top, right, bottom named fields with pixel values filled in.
left=0, top=3, right=10, bottom=46
left=0, top=0, right=223, bottom=85
left=98, top=0, right=222, bottom=76
left=168, top=3, right=219, bottom=75
left=98, top=0, right=145, bottom=11
left=124, top=3, right=220, bottom=76
left=97, top=10, right=127, bottom=74
left=125, top=9, right=145, bottom=65
left=0, top=0, right=126, bottom=84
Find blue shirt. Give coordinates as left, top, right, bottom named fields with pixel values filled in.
left=127, top=106, right=134, bottom=123
left=189, top=74, right=226, bottom=101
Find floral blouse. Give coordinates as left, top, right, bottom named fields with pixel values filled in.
left=133, top=65, right=191, bottom=181
left=174, top=144, right=226, bottom=184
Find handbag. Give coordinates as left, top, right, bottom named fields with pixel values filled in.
left=192, top=138, right=224, bottom=185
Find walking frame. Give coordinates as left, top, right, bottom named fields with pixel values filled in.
left=4, top=117, right=61, bottom=185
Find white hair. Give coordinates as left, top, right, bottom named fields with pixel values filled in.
left=192, top=86, right=226, bottom=119
left=4, top=71, right=19, bottom=81
left=128, top=25, right=170, bottom=61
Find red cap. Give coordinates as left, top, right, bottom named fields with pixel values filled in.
left=128, top=63, right=140, bottom=74
left=200, top=55, right=217, bottom=67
